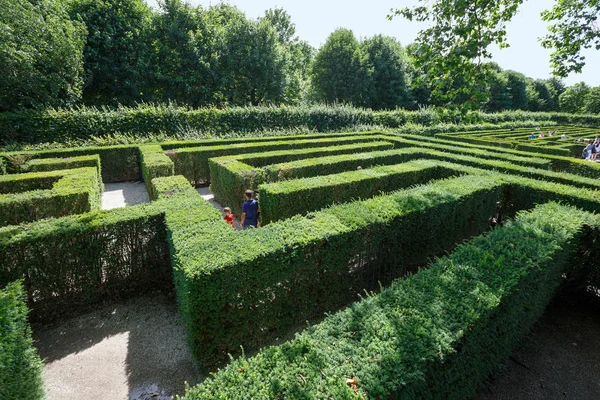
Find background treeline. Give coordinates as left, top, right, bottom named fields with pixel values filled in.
left=1, top=0, right=599, bottom=114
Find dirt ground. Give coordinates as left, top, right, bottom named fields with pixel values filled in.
left=476, top=293, right=600, bottom=400
left=33, top=293, right=199, bottom=400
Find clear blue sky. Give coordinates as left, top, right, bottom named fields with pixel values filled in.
left=147, top=0, right=600, bottom=87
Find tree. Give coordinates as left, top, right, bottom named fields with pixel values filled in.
left=503, top=70, right=528, bottom=110
left=310, top=28, right=372, bottom=106
left=219, top=15, right=286, bottom=105
left=527, top=80, right=553, bottom=112
left=541, top=1, right=600, bottom=77
left=546, top=77, right=566, bottom=111
left=559, top=82, right=590, bottom=113
left=69, top=0, right=154, bottom=106
left=262, top=8, right=314, bottom=104
left=390, top=0, right=599, bottom=111
left=584, top=86, right=600, bottom=114
left=361, top=35, right=412, bottom=110
left=483, top=68, right=511, bottom=112
left=0, top=0, right=86, bottom=111
left=150, top=0, right=217, bottom=106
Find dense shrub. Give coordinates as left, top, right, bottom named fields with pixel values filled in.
left=170, top=135, right=392, bottom=185
left=0, top=203, right=171, bottom=322
left=259, top=161, right=460, bottom=223
left=167, top=174, right=504, bottom=367
left=0, top=281, right=44, bottom=400
left=1, top=145, right=140, bottom=183
left=179, top=203, right=597, bottom=399
left=1, top=104, right=598, bottom=146
left=0, top=167, right=101, bottom=227
left=140, top=145, right=174, bottom=198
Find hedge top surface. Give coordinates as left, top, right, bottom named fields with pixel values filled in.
left=179, top=202, right=598, bottom=399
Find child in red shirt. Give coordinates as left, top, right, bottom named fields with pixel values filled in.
left=223, top=207, right=235, bottom=228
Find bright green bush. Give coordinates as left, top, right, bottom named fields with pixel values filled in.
left=0, top=167, right=101, bottom=227
left=179, top=203, right=598, bottom=399
left=0, top=104, right=598, bottom=145
left=0, top=203, right=171, bottom=322
left=209, top=141, right=394, bottom=216
left=1, top=145, right=139, bottom=183
left=0, top=281, right=44, bottom=400
left=24, top=154, right=101, bottom=174
left=170, top=174, right=504, bottom=367
left=259, top=161, right=461, bottom=223
left=169, top=135, right=392, bottom=185
left=140, top=145, right=174, bottom=199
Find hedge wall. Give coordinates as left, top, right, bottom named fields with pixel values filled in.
left=259, top=161, right=461, bottom=223
left=24, top=154, right=101, bottom=175
left=1, top=104, right=598, bottom=144
left=0, top=203, right=171, bottom=322
left=168, top=135, right=392, bottom=185
left=179, top=203, right=597, bottom=399
left=0, top=281, right=44, bottom=400
left=1, top=145, right=139, bottom=183
left=0, top=167, right=102, bottom=227
left=209, top=142, right=394, bottom=217
left=166, top=173, right=503, bottom=367
left=140, top=145, right=174, bottom=199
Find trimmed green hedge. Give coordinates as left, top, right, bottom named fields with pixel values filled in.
left=0, top=281, right=44, bottom=400
left=179, top=203, right=597, bottom=399
left=0, top=203, right=171, bottom=322
left=169, top=135, right=393, bottom=185
left=140, top=145, right=174, bottom=199
left=23, top=154, right=101, bottom=175
left=1, top=145, right=139, bottom=183
left=393, top=134, right=600, bottom=178
left=2, top=104, right=599, bottom=144
left=209, top=142, right=394, bottom=217
left=168, top=174, right=504, bottom=367
left=0, top=167, right=102, bottom=227
left=259, top=161, right=461, bottom=223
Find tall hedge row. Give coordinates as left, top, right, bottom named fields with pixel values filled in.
left=259, top=161, right=461, bottom=223
left=4, top=105, right=593, bottom=144
left=0, top=167, right=102, bottom=227
left=169, top=135, right=392, bottom=185
left=0, top=281, right=44, bottom=400
left=163, top=173, right=504, bottom=367
left=0, top=204, right=171, bottom=322
left=179, top=203, right=597, bottom=399
left=139, top=145, right=174, bottom=199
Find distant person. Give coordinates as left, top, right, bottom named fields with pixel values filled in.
left=241, top=189, right=260, bottom=229
left=538, top=133, right=544, bottom=138
left=548, top=130, right=554, bottom=136
left=223, top=207, right=235, bottom=228
left=528, top=133, right=536, bottom=140
left=561, top=133, right=567, bottom=139
left=584, top=141, right=597, bottom=161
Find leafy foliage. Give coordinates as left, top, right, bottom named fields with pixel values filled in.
left=0, top=0, right=86, bottom=111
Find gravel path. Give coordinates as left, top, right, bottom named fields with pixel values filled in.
left=102, top=182, right=149, bottom=210
left=476, top=293, right=600, bottom=399
left=34, top=293, right=199, bottom=400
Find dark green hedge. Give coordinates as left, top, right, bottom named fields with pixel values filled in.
left=0, top=167, right=102, bottom=227
left=259, top=161, right=461, bottom=223
left=6, top=104, right=598, bottom=144
left=169, top=135, right=392, bottom=185
left=24, top=154, right=101, bottom=175
left=1, top=145, right=139, bottom=183
left=209, top=141, right=394, bottom=217
left=0, top=281, right=44, bottom=400
left=169, top=174, right=503, bottom=367
left=179, top=203, right=597, bottom=399
left=140, top=145, right=174, bottom=199
left=0, top=203, right=171, bottom=323
left=394, top=134, right=600, bottom=178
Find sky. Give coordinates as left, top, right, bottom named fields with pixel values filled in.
left=147, top=0, right=600, bottom=87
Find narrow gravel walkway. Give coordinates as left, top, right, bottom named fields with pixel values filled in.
left=102, top=182, right=149, bottom=210
left=34, top=293, right=199, bottom=400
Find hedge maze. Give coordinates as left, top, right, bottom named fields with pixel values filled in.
left=1, top=127, right=600, bottom=399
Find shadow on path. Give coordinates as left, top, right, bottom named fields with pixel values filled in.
left=34, top=293, right=199, bottom=400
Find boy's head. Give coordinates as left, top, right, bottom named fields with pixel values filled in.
left=245, top=189, right=253, bottom=199
left=224, top=207, right=231, bottom=215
